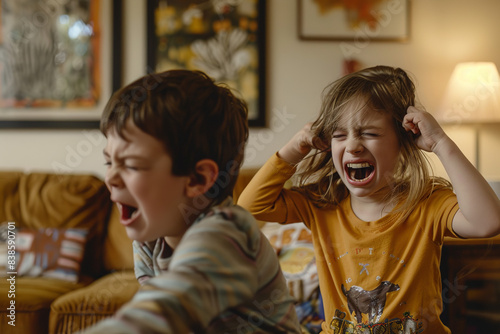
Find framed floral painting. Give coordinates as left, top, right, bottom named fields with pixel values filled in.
left=0, top=0, right=122, bottom=129
left=298, top=0, right=410, bottom=42
left=146, top=0, right=266, bottom=127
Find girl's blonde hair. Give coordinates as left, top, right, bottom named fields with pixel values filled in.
left=294, top=65, right=451, bottom=216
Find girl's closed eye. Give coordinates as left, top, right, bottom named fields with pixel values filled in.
left=332, top=131, right=347, bottom=139
left=362, top=132, right=379, bottom=137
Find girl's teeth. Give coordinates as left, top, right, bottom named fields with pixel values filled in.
left=347, top=162, right=371, bottom=168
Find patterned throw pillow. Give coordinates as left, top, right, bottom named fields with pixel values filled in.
left=0, top=222, right=12, bottom=274
left=262, top=223, right=324, bottom=332
left=261, top=222, right=318, bottom=302
left=0, top=223, right=88, bottom=283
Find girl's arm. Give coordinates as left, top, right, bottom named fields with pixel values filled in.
left=238, top=123, right=328, bottom=223
left=403, top=107, right=500, bottom=238
left=277, top=122, right=330, bottom=164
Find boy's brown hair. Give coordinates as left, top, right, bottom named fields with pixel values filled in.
left=100, top=70, right=249, bottom=203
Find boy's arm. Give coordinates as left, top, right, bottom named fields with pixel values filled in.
left=403, top=107, right=500, bottom=238
left=79, top=212, right=283, bottom=333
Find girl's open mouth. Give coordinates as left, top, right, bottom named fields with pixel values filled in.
left=345, top=162, right=375, bottom=183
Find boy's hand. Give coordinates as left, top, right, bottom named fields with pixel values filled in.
left=278, top=122, right=329, bottom=164
left=403, top=106, right=449, bottom=153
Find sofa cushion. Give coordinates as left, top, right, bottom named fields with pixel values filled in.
left=0, top=172, right=23, bottom=221
left=0, top=171, right=113, bottom=279
left=103, top=205, right=134, bottom=272
left=261, top=222, right=318, bottom=302
left=0, top=221, right=13, bottom=274
left=49, top=270, right=139, bottom=333
left=0, top=276, right=92, bottom=334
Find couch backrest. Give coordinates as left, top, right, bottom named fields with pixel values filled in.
left=0, top=168, right=263, bottom=277
left=104, top=205, right=134, bottom=271
left=0, top=171, right=114, bottom=278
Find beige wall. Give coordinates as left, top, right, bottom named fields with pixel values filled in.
left=1, top=0, right=500, bottom=180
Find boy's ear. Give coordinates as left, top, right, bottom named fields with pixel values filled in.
left=185, top=159, right=219, bottom=198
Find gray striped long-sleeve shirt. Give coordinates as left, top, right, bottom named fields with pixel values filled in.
left=81, top=198, right=301, bottom=334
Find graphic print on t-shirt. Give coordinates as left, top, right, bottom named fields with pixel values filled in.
left=329, top=242, right=424, bottom=333
left=341, top=281, right=400, bottom=324
left=329, top=308, right=421, bottom=334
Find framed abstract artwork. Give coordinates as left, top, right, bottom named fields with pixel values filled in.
left=298, top=0, right=410, bottom=42
left=146, top=0, right=266, bottom=127
left=0, top=0, right=123, bottom=129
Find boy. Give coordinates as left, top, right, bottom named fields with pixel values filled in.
left=82, top=70, right=300, bottom=333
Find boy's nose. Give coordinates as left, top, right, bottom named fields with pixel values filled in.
left=105, top=167, right=123, bottom=189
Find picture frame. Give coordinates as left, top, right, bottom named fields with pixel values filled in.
left=298, top=0, right=410, bottom=42
left=0, top=0, right=123, bottom=129
left=146, top=0, right=267, bottom=127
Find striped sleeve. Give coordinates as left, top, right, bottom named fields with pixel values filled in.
left=79, top=209, right=263, bottom=333
left=133, top=241, right=155, bottom=284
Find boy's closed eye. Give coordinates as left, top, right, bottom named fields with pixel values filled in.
left=103, top=150, right=112, bottom=166
left=124, top=164, right=140, bottom=171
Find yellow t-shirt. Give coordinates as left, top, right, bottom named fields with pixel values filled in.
left=238, top=153, right=460, bottom=334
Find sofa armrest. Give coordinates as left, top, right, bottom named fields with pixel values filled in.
left=49, top=270, right=139, bottom=334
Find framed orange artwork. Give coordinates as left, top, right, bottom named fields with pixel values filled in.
left=298, top=0, right=410, bottom=42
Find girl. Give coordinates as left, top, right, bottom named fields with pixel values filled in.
left=238, top=65, right=500, bottom=333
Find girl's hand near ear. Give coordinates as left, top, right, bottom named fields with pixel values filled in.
left=404, top=107, right=500, bottom=238
left=403, top=106, right=449, bottom=153
left=278, top=122, right=329, bottom=165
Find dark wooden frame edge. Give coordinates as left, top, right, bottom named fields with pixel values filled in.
left=146, top=0, right=267, bottom=128
left=0, top=0, right=123, bottom=129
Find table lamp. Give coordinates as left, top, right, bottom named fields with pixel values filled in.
left=435, top=62, right=500, bottom=171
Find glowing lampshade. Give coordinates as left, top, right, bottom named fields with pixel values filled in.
left=437, top=62, right=500, bottom=124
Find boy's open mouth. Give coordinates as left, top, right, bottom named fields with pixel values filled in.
left=346, top=162, right=375, bottom=182
left=120, top=203, right=139, bottom=221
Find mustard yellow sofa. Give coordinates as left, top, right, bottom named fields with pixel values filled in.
left=0, top=168, right=325, bottom=334
left=0, top=168, right=267, bottom=334
left=0, top=171, right=138, bottom=334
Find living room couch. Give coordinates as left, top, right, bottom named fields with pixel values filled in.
left=0, top=168, right=322, bottom=334
left=0, top=171, right=137, bottom=334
